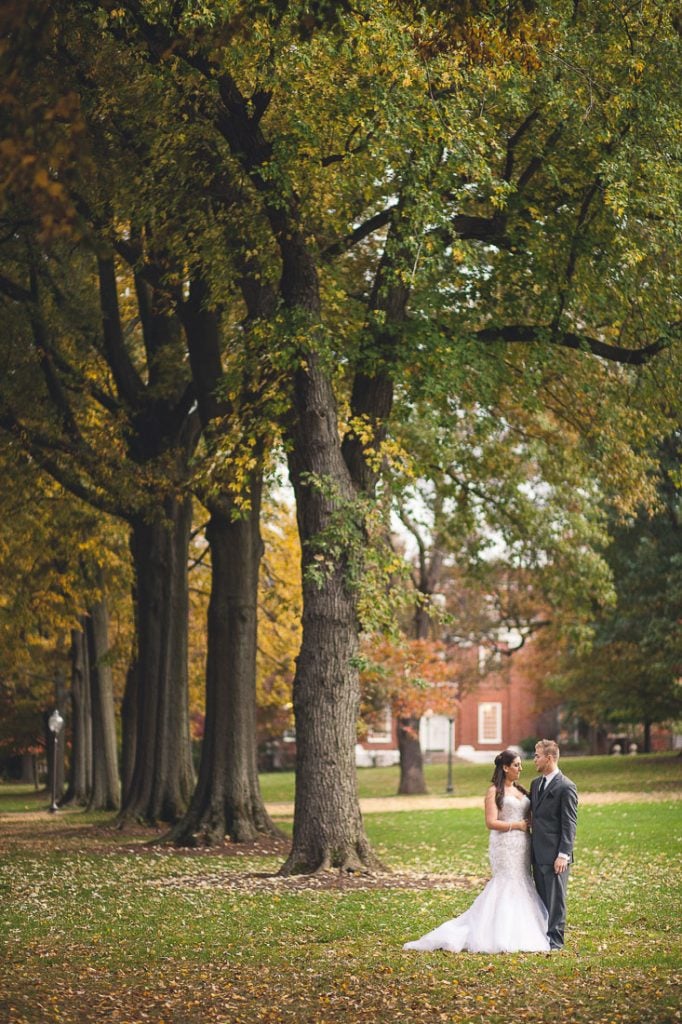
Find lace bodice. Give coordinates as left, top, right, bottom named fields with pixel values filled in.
left=497, top=792, right=530, bottom=822
left=489, top=794, right=532, bottom=878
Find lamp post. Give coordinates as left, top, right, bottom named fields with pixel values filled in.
left=47, top=710, right=64, bottom=813
left=446, top=716, right=454, bottom=794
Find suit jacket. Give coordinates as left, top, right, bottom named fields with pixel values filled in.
left=530, top=771, right=578, bottom=865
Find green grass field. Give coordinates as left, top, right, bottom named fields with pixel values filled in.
left=1, top=752, right=678, bottom=814
left=0, top=755, right=680, bottom=1024
left=257, top=751, right=681, bottom=803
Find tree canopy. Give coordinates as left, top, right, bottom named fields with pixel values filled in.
left=553, top=434, right=682, bottom=748
left=0, top=0, right=680, bottom=867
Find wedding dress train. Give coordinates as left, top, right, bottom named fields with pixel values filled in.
left=403, top=795, right=550, bottom=954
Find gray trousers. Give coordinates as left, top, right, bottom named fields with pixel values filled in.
left=533, top=862, right=570, bottom=949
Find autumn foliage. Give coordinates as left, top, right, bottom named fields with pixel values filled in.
left=360, top=636, right=459, bottom=732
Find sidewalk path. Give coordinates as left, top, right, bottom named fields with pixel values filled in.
left=0, top=789, right=677, bottom=826
left=265, top=788, right=680, bottom=817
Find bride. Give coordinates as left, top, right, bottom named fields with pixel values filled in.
left=403, top=749, right=550, bottom=954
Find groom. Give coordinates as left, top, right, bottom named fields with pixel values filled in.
left=530, top=739, right=578, bottom=951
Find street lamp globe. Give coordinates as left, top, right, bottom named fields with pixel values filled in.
left=48, top=710, right=64, bottom=737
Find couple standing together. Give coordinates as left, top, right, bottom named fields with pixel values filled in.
left=404, top=739, right=578, bottom=954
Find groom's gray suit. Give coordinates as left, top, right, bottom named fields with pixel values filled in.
left=530, top=771, right=578, bottom=950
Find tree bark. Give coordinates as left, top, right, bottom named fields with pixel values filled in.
left=397, top=716, right=428, bottom=795
left=120, top=658, right=137, bottom=803
left=280, top=356, right=382, bottom=875
left=396, top=554, right=438, bottom=795
left=118, top=495, right=195, bottom=824
left=588, top=724, right=608, bottom=755
left=85, top=595, right=121, bottom=810
left=165, top=483, right=281, bottom=844
left=65, top=601, right=121, bottom=810
left=344, top=209, right=423, bottom=801
left=19, top=755, right=37, bottom=785
left=165, top=279, right=279, bottom=846
left=166, top=70, right=382, bottom=870
left=643, top=720, right=651, bottom=754
left=65, top=623, right=92, bottom=806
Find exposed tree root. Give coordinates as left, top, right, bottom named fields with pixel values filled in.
left=155, top=805, right=286, bottom=849
left=278, top=840, right=386, bottom=877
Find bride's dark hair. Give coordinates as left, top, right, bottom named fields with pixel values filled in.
left=491, top=749, right=529, bottom=810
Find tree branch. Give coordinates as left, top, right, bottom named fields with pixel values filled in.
left=474, top=324, right=671, bottom=365
left=26, top=265, right=87, bottom=446
left=398, top=507, right=429, bottom=586
left=0, top=412, right=122, bottom=519
left=321, top=207, right=395, bottom=262
left=36, top=325, right=121, bottom=418
left=489, top=618, right=552, bottom=656
left=97, top=257, right=144, bottom=407
left=429, top=213, right=511, bottom=251
left=0, top=238, right=131, bottom=421
left=515, top=123, right=564, bottom=195
left=550, top=179, right=601, bottom=332
left=503, top=108, right=541, bottom=183
left=321, top=122, right=374, bottom=167
left=0, top=272, right=31, bottom=304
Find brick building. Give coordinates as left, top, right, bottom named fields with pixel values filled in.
left=356, top=640, right=556, bottom=766
left=271, top=636, right=678, bottom=770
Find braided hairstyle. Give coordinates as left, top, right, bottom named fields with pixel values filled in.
left=491, top=749, right=529, bottom=810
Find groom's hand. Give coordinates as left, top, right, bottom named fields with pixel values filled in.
left=554, top=856, right=569, bottom=874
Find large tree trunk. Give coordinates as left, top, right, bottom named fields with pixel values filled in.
left=280, top=355, right=381, bottom=876
left=588, top=724, right=608, bottom=756
left=65, top=603, right=121, bottom=810
left=397, top=716, right=428, bottom=795
left=395, top=581, right=436, bottom=796
left=166, top=478, right=281, bottom=845
left=643, top=720, right=651, bottom=754
left=19, top=755, right=37, bottom=786
left=120, top=659, right=137, bottom=803
left=118, top=496, right=195, bottom=824
left=208, top=88, right=383, bottom=871
left=65, top=623, right=92, bottom=806
left=86, top=595, right=121, bottom=810
left=168, top=279, right=279, bottom=846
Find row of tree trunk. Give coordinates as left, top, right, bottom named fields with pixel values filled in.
left=53, top=241, right=391, bottom=872
left=50, top=111, right=420, bottom=871
left=65, top=598, right=120, bottom=811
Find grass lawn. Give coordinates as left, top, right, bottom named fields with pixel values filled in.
left=2, top=753, right=678, bottom=814
left=259, top=751, right=681, bottom=803
left=0, top=756, right=680, bottom=1023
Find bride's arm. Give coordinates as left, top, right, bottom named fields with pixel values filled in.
left=484, top=787, right=528, bottom=832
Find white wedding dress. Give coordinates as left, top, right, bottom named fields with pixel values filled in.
left=403, top=794, right=550, bottom=953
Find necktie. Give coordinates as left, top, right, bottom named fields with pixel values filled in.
left=539, top=777, right=546, bottom=797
